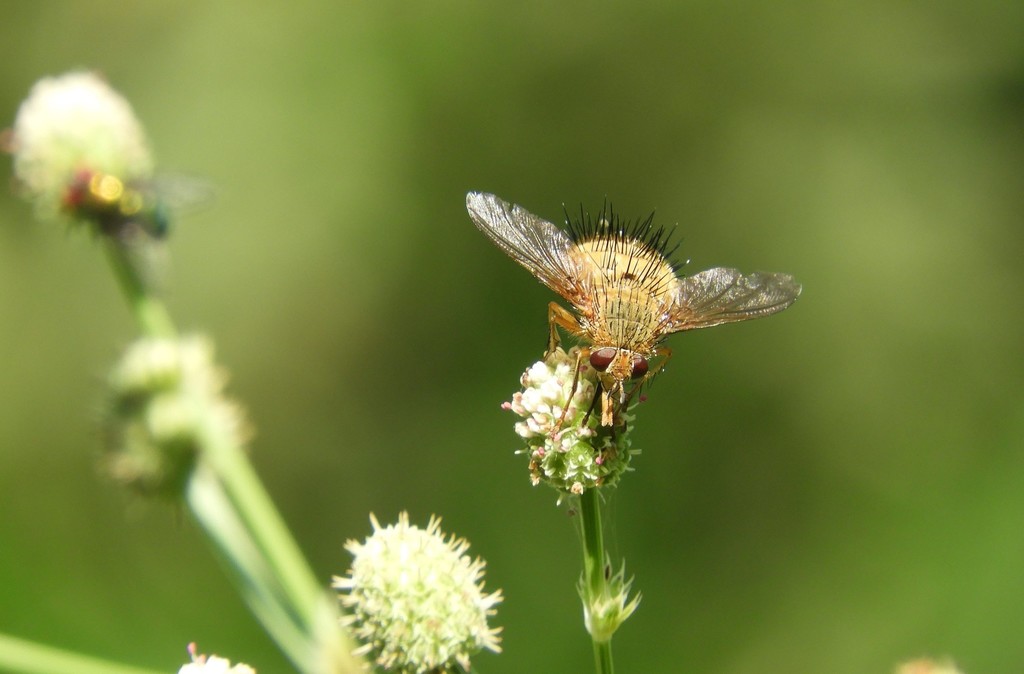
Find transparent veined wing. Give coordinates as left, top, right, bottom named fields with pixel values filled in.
left=133, top=173, right=215, bottom=237
left=665, top=267, right=802, bottom=332
left=466, top=192, right=585, bottom=303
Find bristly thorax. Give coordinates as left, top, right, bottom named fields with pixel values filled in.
left=569, top=236, right=681, bottom=352
left=564, top=200, right=683, bottom=273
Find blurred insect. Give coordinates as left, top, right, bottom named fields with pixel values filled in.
left=62, top=167, right=211, bottom=240
left=467, top=191, right=802, bottom=427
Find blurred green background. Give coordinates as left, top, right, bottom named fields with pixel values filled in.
left=2, top=3, right=1023, bottom=673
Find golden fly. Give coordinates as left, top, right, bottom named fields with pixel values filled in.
left=467, top=191, right=802, bottom=427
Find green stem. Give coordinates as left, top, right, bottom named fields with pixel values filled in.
left=593, top=641, right=614, bottom=674
left=186, top=464, right=318, bottom=672
left=0, top=633, right=166, bottom=674
left=101, top=234, right=360, bottom=672
left=197, top=419, right=327, bottom=635
left=580, top=488, right=606, bottom=598
left=103, top=239, right=175, bottom=338
left=104, top=237, right=318, bottom=614
left=579, top=488, right=614, bottom=674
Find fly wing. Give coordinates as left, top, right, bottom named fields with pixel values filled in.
left=665, top=267, right=802, bottom=332
left=467, top=192, right=585, bottom=302
left=129, top=173, right=215, bottom=238
left=145, top=173, right=215, bottom=216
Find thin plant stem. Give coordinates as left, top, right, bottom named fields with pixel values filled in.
left=105, top=237, right=323, bottom=619
left=186, top=464, right=318, bottom=672
left=579, top=488, right=614, bottom=674
left=101, top=235, right=361, bottom=673
left=0, top=634, right=166, bottom=674
left=195, top=418, right=341, bottom=649
left=103, top=239, right=175, bottom=338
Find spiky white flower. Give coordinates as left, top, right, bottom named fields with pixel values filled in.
left=333, top=513, right=502, bottom=673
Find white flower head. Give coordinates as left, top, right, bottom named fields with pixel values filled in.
left=333, top=512, right=502, bottom=673
left=179, top=643, right=255, bottom=674
left=503, top=347, right=639, bottom=493
left=8, top=71, right=153, bottom=219
left=895, top=659, right=965, bottom=674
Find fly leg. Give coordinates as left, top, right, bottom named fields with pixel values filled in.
left=546, top=302, right=584, bottom=356
left=600, top=387, right=618, bottom=427
left=546, top=303, right=593, bottom=431
left=582, top=379, right=602, bottom=426
left=554, top=345, right=593, bottom=432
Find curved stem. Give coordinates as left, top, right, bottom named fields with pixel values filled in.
left=0, top=634, right=165, bottom=674
left=100, top=233, right=360, bottom=672
left=196, top=420, right=336, bottom=640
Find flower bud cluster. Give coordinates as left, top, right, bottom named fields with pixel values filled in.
left=102, top=335, right=249, bottom=497
left=503, top=347, right=637, bottom=494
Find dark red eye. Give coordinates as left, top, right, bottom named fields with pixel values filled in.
left=630, top=356, right=649, bottom=379
left=589, top=347, right=617, bottom=371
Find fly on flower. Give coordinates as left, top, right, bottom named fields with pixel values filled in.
left=62, top=167, right=211, bottom=239
left=467, top=191, right=802, bottom=427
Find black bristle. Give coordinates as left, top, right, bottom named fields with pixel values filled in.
left=563, top=200, right=685, bottom=272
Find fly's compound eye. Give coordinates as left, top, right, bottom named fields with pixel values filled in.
left=589, top=347, right=618, bottom=372
left=630, top=356, right=649, bottom=379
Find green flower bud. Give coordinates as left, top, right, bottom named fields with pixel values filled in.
left=333, top=513, right=502, bottom=673
left=102, top=336, right=249, bottom=498
left=503, top=347, right=639, bottom=494
left=578, top=561, right=641, bottom=643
